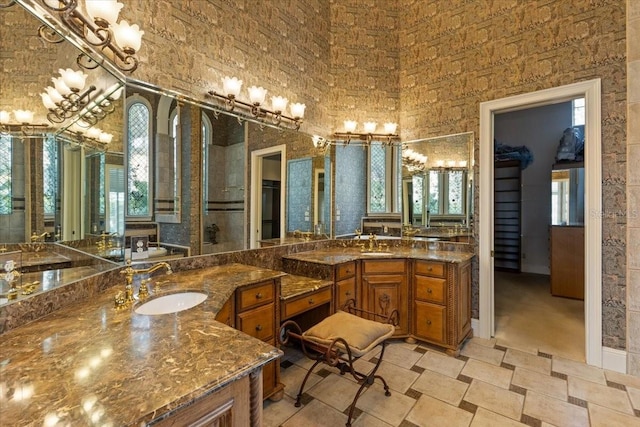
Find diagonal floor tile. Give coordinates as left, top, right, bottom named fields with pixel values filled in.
left=568, top=376, right=634, bottom=414
left=511, top=366, right=568, bottom=400
left=281, top=398, right=348, bottom=427
left=470, top=407, right=527, bottom=427
left=552, top=356, right=607, bottom=384
left=588, top=402, right=640, bottom=427
left=262, top=394, right=303, bottom=427
left=461, top=341, right=505, bottom=366
left=307, top=373, right=364, bottom=412
left=463, top=380, right=524, bottom=421
left=412, top=368, right=469, bottom=406
left=280, top=364, right=323, bottom=400
left=380, top=343, right=423, bottom=369
left=355, top=383, right=417, bottom=426
left=503, top=348, right=551, bottom=375
left=406, top=394, right=473, bottom=427
left=351, top=413, right=393, bottom=427
left=461, top=358, right=513, bottom=389
left=415, top=350, right=465, bottom=378
left=523, top=390, right=588, bottom=427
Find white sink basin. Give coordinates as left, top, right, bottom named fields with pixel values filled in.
left=135, top=291, right=207, bottom=315
left=361, top=252, right=394, bottom=256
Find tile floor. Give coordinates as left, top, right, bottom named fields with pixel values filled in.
left=263, top=338, right=640, bottom=426
left=495, top=271, right=585, bottom=362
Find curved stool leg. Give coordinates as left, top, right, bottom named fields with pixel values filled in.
left=295, top=359, right=323, bottom=407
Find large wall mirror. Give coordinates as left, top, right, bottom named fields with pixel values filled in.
left=401, top=132, right=474, bottom=240
left=0, top=2, right=125, bottom=245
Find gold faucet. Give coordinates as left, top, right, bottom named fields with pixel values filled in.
left=30, top=231, right=49, bottom=242
left=115, top=260, right=173, bottom=309
left=367, top=233, right=377, bottom=251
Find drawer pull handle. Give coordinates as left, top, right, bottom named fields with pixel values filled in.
left=427, top=288, right=433, bottom=294
left=426, top=320, right=432, bottom=325
left=308, top=298, right=314, bottom=304
left=256, top=324, right=263, bottom=331
left=427, top=267, right=433, bottom=271
left=346, top=269, right=352, bottom=274
left=255, top=293, right=263, bottom=299
left=345, top=291, right=351, bottom=296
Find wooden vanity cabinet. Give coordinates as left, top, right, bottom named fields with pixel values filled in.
left=215, top=280, right=283, bottom=401
left=360, top=260, right=409, bottom=336
left=334, top=261, right=357, bottom=309
left=154, top=374, right=251, bottom=427
left=412, top=259, right=472, bottom=356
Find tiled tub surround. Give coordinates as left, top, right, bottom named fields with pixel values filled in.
left=0, top=263, right=284, bottom=426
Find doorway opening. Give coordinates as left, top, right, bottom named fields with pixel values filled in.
left=250, top=145, right=286, bottom=248
left=492, top=100, right=586, bottom=361
left=479, top=79, right=603, bottom=367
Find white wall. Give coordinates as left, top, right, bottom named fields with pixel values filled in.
left=494, top=102, right=573, bottom=275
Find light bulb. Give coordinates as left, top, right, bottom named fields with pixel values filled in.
left=247, top=86, right=267, bottom=105
left=221, top=76, right=242, bottom=97
left=343, top=120, right=357, bottom=133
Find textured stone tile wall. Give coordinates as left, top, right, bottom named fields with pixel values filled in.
left=125, top=0, right=332, bottom=137
left=627, top=0, right=640, bottom=375
left=398, top=0, right=627, bottom=349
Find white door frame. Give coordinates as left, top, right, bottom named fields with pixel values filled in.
left=249, top=144, right=286, bottom=249
left=478, top=79, right=602, bottom=366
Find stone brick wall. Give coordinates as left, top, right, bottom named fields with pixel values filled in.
left=626, top=0, right=640, bottom=374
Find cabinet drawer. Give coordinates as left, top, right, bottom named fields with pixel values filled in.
left=335, top=262, right=356, bottom=280
left=282, top=287, right=332, bottom=320
left=237, top=281, right=274, bottom=312
left=415, top=260, right=445, bottom=278
left=415, top=275, right=446, bottom=304
left=336, top=277, right=356, bottom=309
left=362, top=259, right=405, bottom=275
left=414, top=301, right=446, bottom=344
left=236, top=303, right=274, bottom=342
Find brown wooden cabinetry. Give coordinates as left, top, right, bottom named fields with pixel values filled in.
left=550, top=226, right=584, bottom=299
left=335, top=261, right=357, bottom=309
left=224, top=280, right=283, bottom=401
left=361, top=260, right=408, bottom=336
left=412, top=259, right=472, bottom=356
left=154, top=374, right=251, bottom=427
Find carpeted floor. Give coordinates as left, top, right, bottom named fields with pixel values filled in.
left=494, top=271, right=585, bottom=362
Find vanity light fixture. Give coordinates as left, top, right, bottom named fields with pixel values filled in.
left=0, top=109, right=48, bottom=137
left=333, top=120, right=400, bottom=145
left=39, top=0, right=144, bottom=73
left=207, top=76, right=306, bottom=130
left=41, top=68, right=97, bottom=124
left=402, top=148, right=428, bottom=172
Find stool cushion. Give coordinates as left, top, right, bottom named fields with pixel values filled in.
left=302, top=310, right=395, bottom=357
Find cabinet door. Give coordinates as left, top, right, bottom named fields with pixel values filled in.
left=336, top=276, right=356, bottom=309
left=236, top=303, right=275, bottom=342
left=414, top=301, right=446, bottom=344
left=361, top=274, right=408, bottom=336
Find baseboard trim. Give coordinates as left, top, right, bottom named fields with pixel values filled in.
left=471, top=318, right=480, bottom=336
left=602, top=347, right=627, bottom=373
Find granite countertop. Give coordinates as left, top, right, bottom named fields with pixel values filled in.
left=0, top=263, right=285, bottom=426
left=279, top=274, right=333, bottom=300
left=283, top=247, right=475, bottom=265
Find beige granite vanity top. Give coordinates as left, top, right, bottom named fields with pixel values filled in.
left=279, top=274, right=333, bottom=300
left=283, top=247, right=474, bottom=265
left=0, top=263, right=284, bottom=426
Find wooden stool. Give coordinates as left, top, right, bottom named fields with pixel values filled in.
left=279, top=300, right=398, bottom=427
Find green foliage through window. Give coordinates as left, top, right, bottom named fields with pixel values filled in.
left=0, top=135, right=12, bottom=214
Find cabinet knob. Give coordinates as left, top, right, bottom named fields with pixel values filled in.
left=426, top=320, right=432, bottom=325
left=256, top=324, right=263, bottom=331
left=345, top=291, right=351, bottom=296
left=427, top=288, right=433, bottom=294
left=255, top=293, right=263, bottom=299
left=308, top=298, right=314, bottom=305
left=346, top=269, right=351, bottom=274
left=427, top=267, right=433, bottom=271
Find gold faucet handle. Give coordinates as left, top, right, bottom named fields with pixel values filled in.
left=138, top=279, right=150, bottom=300
left=114, top=291, right=127, bottom=309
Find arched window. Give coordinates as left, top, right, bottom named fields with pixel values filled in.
left=0, top=135, right=12, bottom=214
left=126, top=96, right=152, bottom=218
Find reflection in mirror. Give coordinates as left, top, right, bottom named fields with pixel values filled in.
left=401, top=132, right=474, bottom=241
left=0, top=2, right=125, bottom=306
